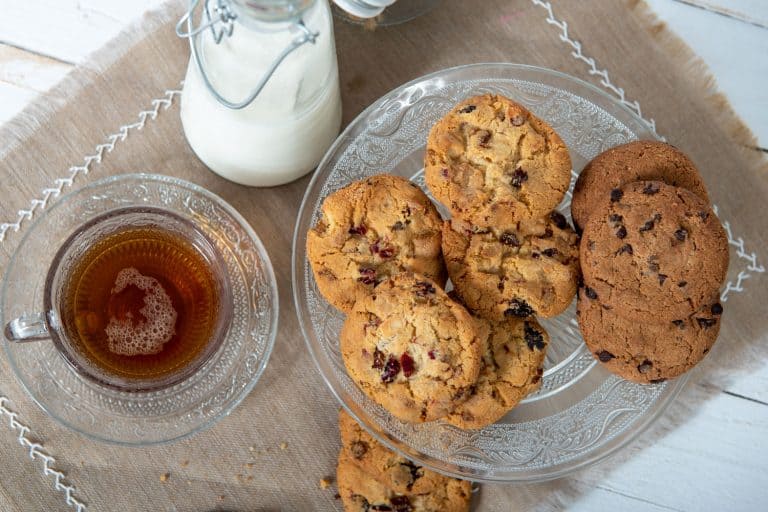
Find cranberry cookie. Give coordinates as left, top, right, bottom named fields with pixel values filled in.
left=442, top=212, right=580, bottom=320
left=340, top=273, right=482, bottom=423
left=307, top=174, right=445, bottom=313
left=425, top=94, right=572, bottom=229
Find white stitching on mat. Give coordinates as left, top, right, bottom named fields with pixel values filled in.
left=0, top=83, right=183, bottom=511
left=0, top=86, right=183, bottom=243
left=529, top=0, right=765, bottom=301
left=0, top=398, right=85, bottom=512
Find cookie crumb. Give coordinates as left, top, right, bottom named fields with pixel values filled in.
left=245, top=462, right=255, bottom=469
left=249, top=445, right=256, bottom=452
left=180, top=460, right=189, bottom=467
left=218, top=495, right=226, bottom=502
left=319, top=477, right=332, bottom=489
left=279, top=441, right=288, bottom=450
left=160, top=472, right=170, bottom=483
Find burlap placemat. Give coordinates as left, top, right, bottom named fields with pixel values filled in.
left=1, top=0, right=766, bottom=510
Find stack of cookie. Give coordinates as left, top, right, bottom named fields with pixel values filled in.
left=336, top=409, right=472, bottom=511
left=573, top=141, right=729, bottom=383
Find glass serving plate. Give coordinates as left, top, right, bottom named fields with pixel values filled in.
left=1, top=174, right=279, bottom=445
left=292, top=63, right=687, bottom=482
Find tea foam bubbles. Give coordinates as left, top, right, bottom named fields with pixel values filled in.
left=105, top=267, right=178, bottom=356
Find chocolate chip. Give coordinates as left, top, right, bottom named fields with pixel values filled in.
left=510, top=114, right=526, bottom=126
left=348, top=225, right=367, bottom=236
left=642, top=182, right=661, bottom=195
left=588, top=240, right=596, bottom=251
left=650, top=378, right=667, bottom=384
left=637, top=360, right=653, bottom=374
left=400, top=353, right=415, bottom=377
left=711, top=303, right=723, bottom=315
left=696, top=317, right=718, bottom=329
left=616, top=244, right=633, bottom=256
left=504, top=299, right=534, bottom=317
left=550, top=211, right=569, bottom=229
left=678, top=281, right=687, bottom=287
left=500, top=232, right=520, bottom=246
left=672, top=320, right=685, bottom=328
left=392, top=221, right=405, bottom=231
left=372, top=348, right=386, bottom=369
left=381, top=356, right=401, bottom=383
left=524, top=321, right=546, bottom=350
left=390, top=495, right=412, bottom=512
left=597, top=350, right=614, bottom=362
left=658, top=274, right=668, bottom=285
left=371, top=505, right=393, bottom=512
left=610, top=188, right=623, bottom=202
left=648, top=256, right=660, bottom=273
left=542, top=248, right=558, bottom=258
left=414, top=281, right=436, bottom=297
left=615, top=225, right=627, bottom=239
left=401, top=461, right=422, bottom=490
left=350, top=440, right=369, bottom=459
left=459, top=105, right=476, bottom=114
left=543, top=227, right=553, bottom=238
left=497, top=281, right=505, bottom=291
left=697, top=210, right=710, bottom=221
left=510, top=168, right=528, bottom=188
left=673, top=228, right=688, bottom=241
left=585, top=287, right=598, bottom=300
left=609, top=214, right=623, bottom=223
left=639, top=219, right=655, bottom=233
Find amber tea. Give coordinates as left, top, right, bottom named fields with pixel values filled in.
left=50, top=208, right=231, bottom=390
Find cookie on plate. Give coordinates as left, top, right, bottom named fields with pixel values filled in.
left=577, top=286, right=723, bottom=383
left=339, top=409, right=462, bottom=495
left=580, top=181, right=728, bottom=322
left=571, top=140, right=709, bottom=231
left=425, top=94, right=571, bottom=229
left=442, top=212, right=580, bottom=320
left=337, top=452, right=472, bottom=512
left=444, top=297, right=548, bottom=429
left=340, top=273, right=482, bottom=423
left=307, top=174, right=446, bottom=313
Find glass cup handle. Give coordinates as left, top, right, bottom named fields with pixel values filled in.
left=4, top=312, right=50, bottom=342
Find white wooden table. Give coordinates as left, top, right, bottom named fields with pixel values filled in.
left=0, top=1, right=766, bottom=510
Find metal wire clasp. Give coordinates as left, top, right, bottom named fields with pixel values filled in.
left=175, top=0, right=320, bottom=110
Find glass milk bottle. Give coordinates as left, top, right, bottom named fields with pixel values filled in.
left=177, top=0, right=342, bottom=186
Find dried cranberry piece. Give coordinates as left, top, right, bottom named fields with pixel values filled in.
left=381, top=356, right=401, bottom=383
left=390, top=496, right=412, bottom=512
left=400, top=353, right=415, bottom=377
left=550, top=211, right=568, bottom=229
left=610, top=189, right=623, bottom=202
left=510, top=168, right=528, bottom=188
left=542, top=248, right=558, bottom=258
left=441, top=167, right=449, bottom=178
left=459, top=105, right=476, bottom=114
left=531, top=252, right=541, bottom=259
left=642, top=182, right=660, bottom=195
left=584, top=287, right=598, bottom=300
left=349, top=225, right=367, bottom=236
left=711, top=303, right=723, bottom=315
left=358, top=267, right=376, bottom=285
left=500, top=232, right=520, bottom=246
left=597, top=350, right=614, bottom=362
left=637, top=360, right=653, bottom=374
left=427, top=350, right=436, bottom=360
left=372, top=348, right=386, bottom=369
left=504, top=299, right=534, bottom=318
left=615, top=225, right=627, bottom=239
left=414, top=281, right=436, bottom=297
left=378, top=247, right=395, bottom=259
left=674, top=228, right=688, bottom=241
left=524, top=322, right=546, bottom=351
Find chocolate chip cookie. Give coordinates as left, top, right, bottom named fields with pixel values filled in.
left=442, top=212, right=580, bottom=320
left=571, top=140, right=709, bottom=231
left=444, top=299, right=548, bottom=429
left=337, top=452, right=472, bottom=512
left=425, top=94, right=572, bottom=229
left=307, top=174, right=446, bottom=313
left=339, top=409, right=463, bottom=495
left=340, top=273, right=482, bottom=423
left=577, top=286, right=723, bottom=383
left=580, top=181, right=728, bottom=322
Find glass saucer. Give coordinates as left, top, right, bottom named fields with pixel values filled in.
left=293, top=63, right=688, bottom=481
left=1, top=174, right=278, bottom=445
